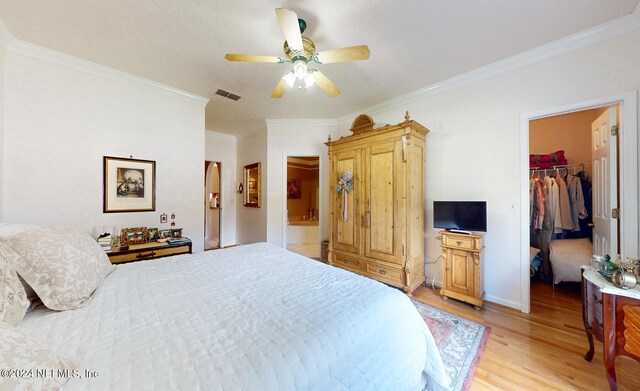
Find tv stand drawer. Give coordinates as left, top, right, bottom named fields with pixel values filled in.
left=441, top=233, right=481, bottom=251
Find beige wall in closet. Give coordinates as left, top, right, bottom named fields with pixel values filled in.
left=529, top=107, right=608, bottom=169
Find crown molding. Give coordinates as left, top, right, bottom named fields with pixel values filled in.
left=265, top=118, right=338, bottom=128
left=0, top=17, right=11, bottom=47
left=339, top=11, right=640, bottom=124
left=205, top=129, right=237, bottom=141
left=0, top=16, right=208, bottom=106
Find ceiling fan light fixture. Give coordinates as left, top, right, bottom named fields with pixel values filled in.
left=303, top=74, right=315, bottom=89
left=283, top=71, right=296, bottom=87
left=293, top=60, right=308, bottom=79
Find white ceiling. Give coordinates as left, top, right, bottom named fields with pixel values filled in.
left=1, top=0, right=638, bottom=135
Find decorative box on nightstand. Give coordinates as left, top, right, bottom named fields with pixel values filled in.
left=107, top=240, right=192, bottom=264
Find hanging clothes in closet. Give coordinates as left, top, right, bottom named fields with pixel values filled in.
left=567, top=170, right=593, bottom=239
left=530, top=165, right=591, bottom=281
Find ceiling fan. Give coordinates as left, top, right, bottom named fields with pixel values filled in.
left=225, top=8, right=370, bottom=98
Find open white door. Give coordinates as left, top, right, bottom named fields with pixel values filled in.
left=592, top=107, right=618, bottom=256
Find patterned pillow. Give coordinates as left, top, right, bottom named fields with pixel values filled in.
left=1, top=227, right=115, bottom=311
left=0, top=247, right=30, bottom=326
left=0, top=322, right=76, bottom=390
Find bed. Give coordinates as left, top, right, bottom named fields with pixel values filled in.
left=12, top=241, right=449, bottom=390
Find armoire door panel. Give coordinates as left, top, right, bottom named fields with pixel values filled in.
left=333, top=151, right=359, bottom=253
left=407, top=143, right=424, bottom=265
left=364, top=143, right=402, bottom=264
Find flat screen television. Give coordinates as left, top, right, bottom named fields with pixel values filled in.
left=433, top=201, right=487, bottom=232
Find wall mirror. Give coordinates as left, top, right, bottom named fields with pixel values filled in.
left=243, top=162, right=261, bottom=208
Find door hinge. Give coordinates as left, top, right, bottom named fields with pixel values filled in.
left=402, top=244, right=405, bottom=256
left=612, top=208, right=620, bottom=219
left=611, top=125, right=619, bottom=136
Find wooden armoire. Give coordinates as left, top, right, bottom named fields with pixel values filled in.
left=326, top=112, right=427, bottom=294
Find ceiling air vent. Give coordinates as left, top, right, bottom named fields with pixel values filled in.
left=215, top=89, right=241, bottom=101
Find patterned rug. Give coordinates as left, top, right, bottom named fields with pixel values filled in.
left=412, top=300, right=490, bottom=391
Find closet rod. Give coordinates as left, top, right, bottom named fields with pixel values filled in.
left=529, top=163, right=591, bottom=177
left=530, top=163, right=591, bottom=171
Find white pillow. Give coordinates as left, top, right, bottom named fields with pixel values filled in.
left=0, top=223, right=40, bottom=238
left=0, top=322, right=76, bottom=390
left=2, top=227, right=115, bottom=311
left=0, top=248, right=30, bottom=326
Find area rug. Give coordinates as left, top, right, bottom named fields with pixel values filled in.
left=413, top=300, right=490, bottom=391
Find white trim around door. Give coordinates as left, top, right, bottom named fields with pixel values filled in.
left=519, top=90, right=638, bottom=313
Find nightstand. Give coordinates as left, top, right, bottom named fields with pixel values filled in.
left=107, top=240, right=192, bottom=264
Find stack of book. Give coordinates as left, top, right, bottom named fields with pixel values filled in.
left=97, top=233, right=113, bottom=252
left=167, top=237, right=190, bottom=245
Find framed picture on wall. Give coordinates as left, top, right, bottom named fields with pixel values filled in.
left=287, top=179, right=301, bottom=199
left=103, top=156, right=156, bottom=213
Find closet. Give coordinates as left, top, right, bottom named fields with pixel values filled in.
left=529, top=163, right=592, bottom=283
left=326, top=113, right=427, bottom=294
left=528, top=106, right=618, bottom=286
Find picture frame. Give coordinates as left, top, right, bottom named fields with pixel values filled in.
left=243, top=162, right=261, bottom=208
left=103, top=156, right=156, bottom=213
left=287, top=179, right=301, bottom=199
left=159, top=229, right=171, bottom=239
left=160, top=213, right=167, bottom=223
left=120, top=227, right=149, bottom=246
left=171, top=228, right=183, bottom=238
left=148, top=228, right=159, bottom=242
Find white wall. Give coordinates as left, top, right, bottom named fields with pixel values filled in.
left=236, top=129, right=268, bottom=244
left=0, top=44, right=5, bottom=220
left=287, top=225, right=320, bottom=245
left=205, top=131, right=237, bottom=247
left=265, top=121, right=348, bottom=247
left=2, top=49, right=207, bottom=251
left=338, top=28, right=640, bottom=309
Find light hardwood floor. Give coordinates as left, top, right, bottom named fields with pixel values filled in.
left=412, top=281, right=640, bottom=390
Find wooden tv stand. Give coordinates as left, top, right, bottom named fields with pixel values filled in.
left=439, top=230, right=485, bottom=309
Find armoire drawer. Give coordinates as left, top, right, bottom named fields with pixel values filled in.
left=442, top=234, right=479, bottom=251
left=333, top=253, right=363, bottom=273
left=365, top=262, right=403, bottom=286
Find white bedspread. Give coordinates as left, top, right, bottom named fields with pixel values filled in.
left=19, top=243, right=449, bottom=391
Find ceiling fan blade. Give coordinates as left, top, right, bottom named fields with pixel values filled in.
left=314, top=45, right=371, bottom=64
left=275, top=8, right=303, bottom=52
left=225, top=54, right=282, bottom=63
left=271, top=78, right=288, bottom=98
left=309, top=70, right=341, bottom=97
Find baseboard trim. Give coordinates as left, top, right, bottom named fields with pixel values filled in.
left=484, top=294, right=521, bottom=310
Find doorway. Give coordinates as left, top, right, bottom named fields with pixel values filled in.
left=519, top=90, right=638, bottom=313
left=205, top=161, right=222, bottom=250
left=285, top=156, right=320, bottom=259
left=528, top=106, right=617, bottom=309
